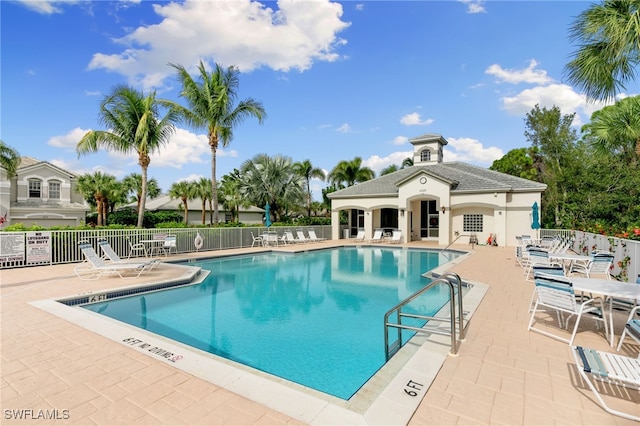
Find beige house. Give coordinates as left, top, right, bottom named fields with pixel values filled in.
left=328, top=134, right=546, bottom=246
left=0, top=157, right=89, bottom=228
left=136, top=194, right=265, bottom=225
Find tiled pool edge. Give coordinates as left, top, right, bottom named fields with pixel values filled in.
left=28, top=250, right=489, bottom=425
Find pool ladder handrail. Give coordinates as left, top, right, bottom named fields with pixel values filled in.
left=383, top=272, right=466, bottom=360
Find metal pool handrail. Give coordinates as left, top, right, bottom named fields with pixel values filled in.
left=384, top=272, right=465, bottom=359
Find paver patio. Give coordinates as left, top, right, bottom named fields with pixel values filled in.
left=1, top=242, right=638, bottom=424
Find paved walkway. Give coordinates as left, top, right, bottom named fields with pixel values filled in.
left=1, top=242, right=638, bottom=425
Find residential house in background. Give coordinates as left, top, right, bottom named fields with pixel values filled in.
left=0, top=157, right=89, bottom=228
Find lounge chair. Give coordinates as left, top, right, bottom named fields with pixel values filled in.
left=284, top=230, right=301, bottom=244
left=616, top=306, right=640, bottom=351
left=98, top=240, right=159, bottom=270
left=307, top=230, right=326, bottom=242
left=296, top=230, right=310, bottom=243
left=572, top=346, right=640, bottom=421
left=528, top=273, right=608, bottom=345
left=354, top=229, right=366, bottom=241
left=389, top=230, right=403, bottom=244
left=368, top=229, right=384, bottom=243
left=75, top=243, right=151, bottom=280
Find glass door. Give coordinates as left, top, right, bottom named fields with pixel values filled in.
left=420, top=200, right=439, bottom=238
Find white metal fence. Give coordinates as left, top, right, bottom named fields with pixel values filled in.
left=541, top=229, right=640, bottom=282
left=0, top=226, right=333, bottom=269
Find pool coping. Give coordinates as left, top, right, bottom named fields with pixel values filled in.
left=29, top=247, right=488, bottom=425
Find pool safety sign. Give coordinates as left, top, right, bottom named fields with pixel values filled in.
left=26, top=231, right=52, bottom=264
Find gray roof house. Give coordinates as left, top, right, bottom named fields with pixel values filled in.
left=327, top=134, right=546, bottom=246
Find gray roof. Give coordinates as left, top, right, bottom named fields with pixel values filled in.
left=127, top=194, right=265, bottom=213
left=328, top=162, right=546, bottom=199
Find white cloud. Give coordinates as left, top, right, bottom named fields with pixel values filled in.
left=176, top=173, right=205, bottom=183
left=336, top=123, right=352, bottom=133
left=16, top=0, right=79, bottom=14
left=444, top=137, right=503, bottom=165
left=486, top=59, right=553, bottom=85
left=87, top=0, right=351, bottom=91
left=363, top=151, right=413, bottom=175
left=400, top=112, right=434, bottom=126
left=47, top=127, right=91, bottom=149
left=459, top=0, right=486, bottom=14
left=391, top=136, right=409, bottom=146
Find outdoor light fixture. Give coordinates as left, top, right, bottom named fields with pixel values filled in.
left=400, top=209, right=405, bottom=217
left=441, top=206, right=446, bottom=213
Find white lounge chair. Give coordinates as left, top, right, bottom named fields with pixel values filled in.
left=284, top=230, right=301, bottom=244
left=572, top=346, right=640, bottom=421
left=307, top=230, right=326, bottom=242
left=528, top=273, right=608, bottom=345
left=98, top=240, right=159, bottom=270
left=354, top=229, right=366, bottom=241
left=390, top=230, right=403, bottom=244
left=296, top=230, right=310, bottom=243
left=75, top=243, right=151, bottom=280
left=368, top=229, right=384, bottom=243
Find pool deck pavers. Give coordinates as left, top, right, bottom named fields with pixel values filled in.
left=1, top=241, right=638, bottom=425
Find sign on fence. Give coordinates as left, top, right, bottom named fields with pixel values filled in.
left=26, top=231, right=52, bottom=264
left=0, top=233, right=25, bottom=263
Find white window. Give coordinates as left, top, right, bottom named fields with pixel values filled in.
left=463, top=214, right=483, bottom=232
left=29, top=179, right=42, bottom=198
left=225, top=213, right=233, bottom=222
left=420, top=150, right=431, bottom=162
left=49, top=181, right=61, bottom=199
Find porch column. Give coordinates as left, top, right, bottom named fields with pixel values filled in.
left=331, top=210, right=341, bottom=240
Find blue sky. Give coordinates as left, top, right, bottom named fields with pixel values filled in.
left=3, top=0, right=637, bottom=200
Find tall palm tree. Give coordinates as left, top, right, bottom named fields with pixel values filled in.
left=582, top=95, right=640, bottom=162
left=168, top=60, right=266, bottom=224
left=240, top=153, right=303, bottom=222
left=0, top=141, right=21, bottom=178
left=327, top=157, right=375, bottom=189
left=565, top=0, right=640, bottom=102
left=219, top=170, right=248, bottom=223
left=401, top=157, right=414, bottom=168
left=168, top=181, right=198, bottom=224
left=195, top=177, right=213, bottom=225
left=77, top=85, right=178, bottom=228
left=380, top=164, right=399, bottom=176
left=293, top=159, right=326, bottom=217
left=76, top=172, right=117, bottom=226
left=122, top=173, right=161, bottom=212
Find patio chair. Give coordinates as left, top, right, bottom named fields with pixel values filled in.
left=525, top=248, right=561, bottom=281
left=389, top=230, right=403, bottom=244
left=127, top=238, right=148, bottom=258
left=572, top=346, right=640, bottom=421
left=528, top=273, right=608, bottom=345
left=75, top=243, right=150, bottom=280
left=251, top=232, right=264, bottom=247
left=368, top=229, right=384, bottom=243
left=98, top=239, right=159, bottom=270
left=616, top=306, right=640, bottom=351
left=528, top=266, right=566, bottom=312
left=569, top=252, right=614, bottom=280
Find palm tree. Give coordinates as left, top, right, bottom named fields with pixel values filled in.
left=77, top=85, right=178, bottom=228
left=327, top=157, right=375, bottom=188
left=168, top=60, right=266, bottom=224
left=0, top=141, right=21, bottom=178
left=581, top=95, right=640, bottom=162
left=219, top=170, right=248, bottom=223
left=380, top=164, right=399, bottom=176
left=76, top=172, right=117, bottom=226
left=293, top=159, right=326, bottom=217
left=240, top=153, right=304, bottom=222
left=168, top=181, right=198, bottom=224
left=564, top=0, right=640, bottom=102
left=401, top=157, right=414, bottom=168
left=122, top=173, right=161, bottom=212
left=195, top=177, right=213, bottom=225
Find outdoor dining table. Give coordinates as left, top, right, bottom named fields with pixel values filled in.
left=570, top=277, right=640, bottom=347
left=139, top=237, right=166, bottom=257
left=262, top=231, right=280, bottom=247
left=549, top=252, right=591, bottom=272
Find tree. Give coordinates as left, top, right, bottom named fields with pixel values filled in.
left=219, top=170, right=247, bottom=223
left=524, top=104, right=579, bottom=227
left=564, top=0, right=640, bottom=102
left=168, top=60, right=266, bottom=224
left=379, top=164, right=399, bottom=176
left=489, top=147, right=539, bottom=181
left=122, top=173, right=161, bottom=212
left=327, top=157, right=375, bottom=188
left=77, top=85, right=177, bottom=228
left=401, top=157, right=414, bottom=168
left=581, top=95, right=640, bottom=162
left=195, top=177, right=213, bottom=225
left=77, top=172, right=118, bottom=226
left=0, top=141, right=21, bottom=178
left=293, top=159, right=326, bottom=217
left=168, top=181, right=198, bottom=224
left=239, top=154, right=304, bottom=222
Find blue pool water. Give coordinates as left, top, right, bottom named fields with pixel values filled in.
left=82, top=247, right=459, bottom=399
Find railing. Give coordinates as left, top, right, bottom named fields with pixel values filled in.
left=0, top=225, right=333, bottom=269
left=384, top=272, right=467, bottom=360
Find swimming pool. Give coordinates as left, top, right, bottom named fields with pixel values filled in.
left=81, top=247, right=461, bottom=399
